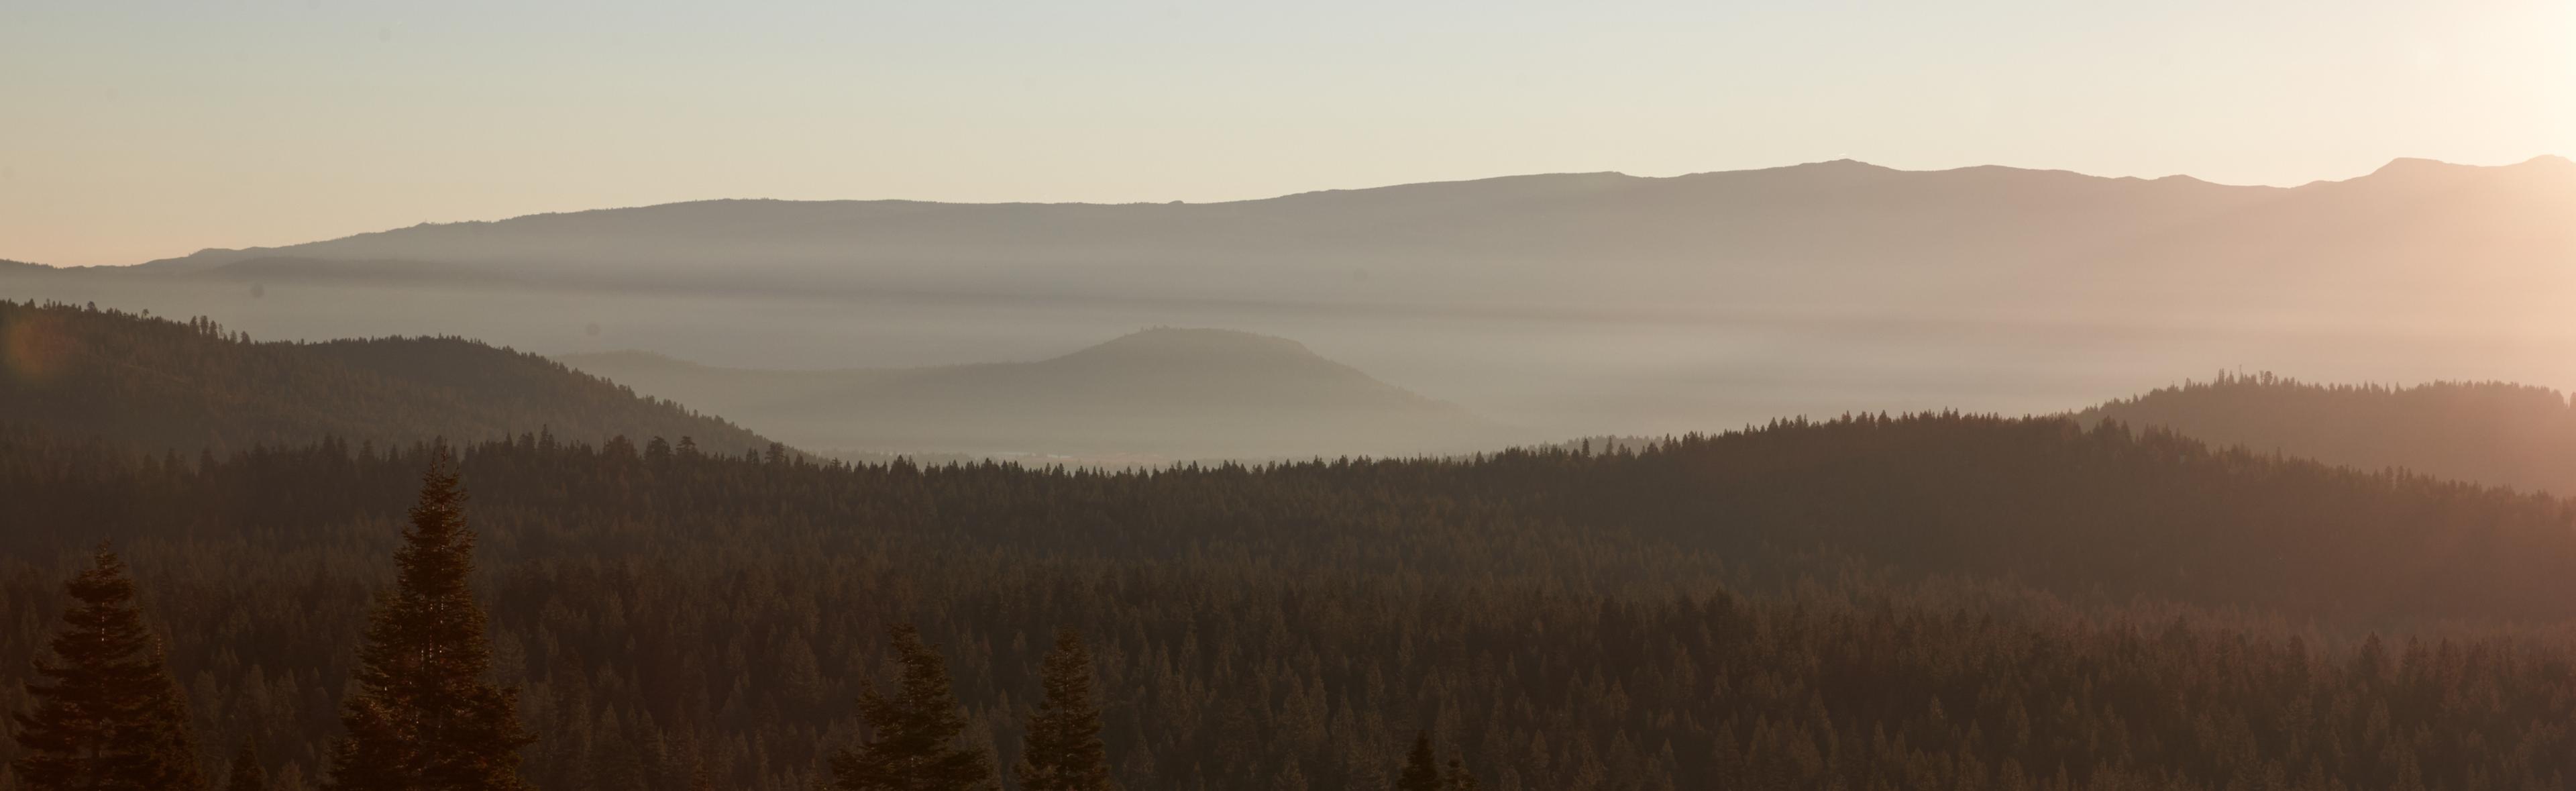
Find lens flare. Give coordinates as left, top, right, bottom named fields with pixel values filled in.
left=1, top=312, right=70, bottom=385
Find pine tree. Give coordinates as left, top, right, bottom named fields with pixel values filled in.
left=831, top=624, right=997, bottom=791
left=1444, top=757, right=1479, bottom=791
left=1014, top=629, right=1115, bottom=791
left=1397, top=731, right=1442, bottom=791
left=8, top=546, right=205, bottom=791
left=226, top=743, right=266, bottom=791
left=324, top=447, right=533, bottom=791
left=686, top=754, right=713, bottom=791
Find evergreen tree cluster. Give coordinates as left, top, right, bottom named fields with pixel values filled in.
left=10, top=451, right=535, bottom=791
left=1397, top=731, right=1482, bottom=791
left=2, top=446, right=1122, bottom=791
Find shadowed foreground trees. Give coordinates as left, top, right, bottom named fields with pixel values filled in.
left=7, top=547, right=203, bottom=791
left=16, top=416, right=2576, bottom=788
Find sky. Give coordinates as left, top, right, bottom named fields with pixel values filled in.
left=3, top=0, right=2571, bottom=266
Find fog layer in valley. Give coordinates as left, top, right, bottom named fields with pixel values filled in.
left=556, top=328, right=1511, bottom=461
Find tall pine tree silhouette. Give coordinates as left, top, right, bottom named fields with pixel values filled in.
left=8, top=546, right=205, bottom=791
left=831, top=623, right=997, bottom=791
left=1396, top=731, right=1442, bottom=791
left=225, top=743, right=266, bottom=791
left=1444, top=757, right=1479, bottom=791
left=1014, top=629, right=1114, bottom=791
left=324, top=446, right=533, bottom=791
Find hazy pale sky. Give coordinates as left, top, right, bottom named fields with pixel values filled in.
left=4, top=0, right=2571, bottom=266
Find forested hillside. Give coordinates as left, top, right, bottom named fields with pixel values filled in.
left=7, top=415, right=2576, bottom=790
left=2084, top=372, right=2576, bottom=494
left=0, top=301, right=770, bottom=455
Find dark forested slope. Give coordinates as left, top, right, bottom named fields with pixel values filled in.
left=0, top=300, right=769, bottom=454
left=2083, top=372, right=2576, bottom=495
left=7, top=415, right=2576, bottom=790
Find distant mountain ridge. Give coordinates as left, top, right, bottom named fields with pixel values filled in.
left=118, top=154, right=2575, bottom=321
left=557, top=327, right=1513, bottom=460
left=129, top=157, right=2292, bottom=278
left=2080, top=372, right=2576, bottom=495
left=0, top=300, right=772, bottom=455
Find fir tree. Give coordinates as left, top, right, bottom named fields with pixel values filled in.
left=1397, top=731, right=1442, bottom=791
left=7, top=546, right=205, bottom=791
left=686, top=754, right=712, bottom=791
left=1444, top=757, right=1479, bottom=791
left=831, top=624, right=997, bottom=791
left=1014, top=629, right=1114, bottom=791
left=226, top=743, right=266, bottom=791
left=323, top=447, right=533, bottom=791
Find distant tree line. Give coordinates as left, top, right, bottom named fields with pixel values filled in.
left=2085, top=370, right=2576, bottom=495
